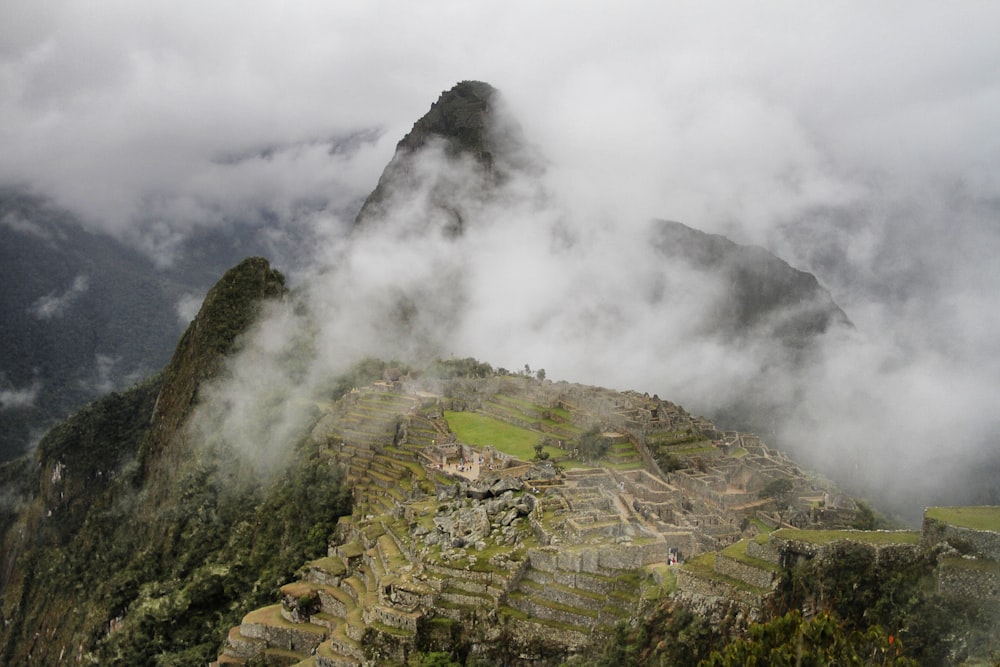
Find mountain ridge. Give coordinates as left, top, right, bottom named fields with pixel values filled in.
left=2, top=79, right=996, bottom=665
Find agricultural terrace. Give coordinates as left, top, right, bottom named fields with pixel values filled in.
left=764, top=528, right=920, bottom=545
left=925, top=506, right=1000, bottom=532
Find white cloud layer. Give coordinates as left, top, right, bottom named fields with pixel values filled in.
left=3, top=1, right=1000, bottom=520
left=0, top=380, right=41, bottom=411
left=28, top=274, right=89, bottom=319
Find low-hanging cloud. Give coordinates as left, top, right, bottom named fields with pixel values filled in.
left=28, top=274, right=89, bottom=320
left=0, top=380, right=41, bottom=411
left=194, top=98, right=1000, bottom=522
left=4, top=2, right=1000, bottom=520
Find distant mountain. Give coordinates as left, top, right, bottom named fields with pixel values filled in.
left=352, top=80, right=851, bottom=431
left=0, top=191, right=191, bottom=459
left=355, top=80, right=540, bottom=233
left=650, top=219, right=850, bottom=344
left=0, top=190, right=324, bottom=460
left=0, top=81, right=995, bottom=667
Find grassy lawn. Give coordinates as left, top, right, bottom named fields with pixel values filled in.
left=722, top=540, right=782, bottom=572
left=444, top=410, right=560, bottom=460
left=770, top=528, right=920, bottom=545
left=940, top=556, right=1000, bottom=573
left=925, top=506, right=1000, bottom=532
left=605, top=460, right=645, bottom=471
left=548, top=406, right=573, bottom=421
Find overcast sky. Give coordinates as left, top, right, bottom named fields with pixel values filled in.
left=3, top=1, right=1000, bottom=520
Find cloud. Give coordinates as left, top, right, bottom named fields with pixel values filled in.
left=1, top=210, right=52, bottom=241
left=28, top=274, right=88, bottom=319
left=4, top=2, right=1000, bottom=519
left=174, top=292, right=204, bottom=326
left=0, top=380, right=41, bottom=411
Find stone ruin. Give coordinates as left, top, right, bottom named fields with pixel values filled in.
left=211, top=375, right=881, bottom=666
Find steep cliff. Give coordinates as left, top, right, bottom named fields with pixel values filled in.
left=0, top=257, right=338, bottom=665
left=143, top=256, right=286, bottom=469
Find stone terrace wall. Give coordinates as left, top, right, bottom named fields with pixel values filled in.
left=673, top=568, right=767, bottom=610
left=937, top=559, right=1000, bottom=600
left=714, top=554, right=778, bottom=591
left=529, top=542, right=669, bottom=574
left=922, top=517, right=1000, bottom=561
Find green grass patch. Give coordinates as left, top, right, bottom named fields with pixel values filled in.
left=683, top=553, right=717, bottom=575
left=507, top=591, right=599, bottom=619
left=304, top=556, right=347, bottom=577
left=444, top=410, right=559, bottom=460
left=721, top=540, right=782, bottom=573
left=548, top=406, right=573, bottom=421
left=484, top=400, right=538, bottom=423
left=494, top=394, right=545, bottom=412
left=681, top=555, right=770, bottom=595
left=939, top=556, right=1000, bottom=574
left=606, top=461, right=645, bottom=471
left=670, top=444, right=717, bottom=456
left=371, top=620, right=414, bottom=637
left=926, top=506, right=1000, bottom=532
left=646, top=564, right=677, bottom=596
left=541, top=418, right=583, bottom=435
left=467, top=538, right=533, bottom=573
left=339, top=541, right=364, bottom=558
left=771, top=528, right=920, bottom=545
left=243, top=605, right=326, bottom=633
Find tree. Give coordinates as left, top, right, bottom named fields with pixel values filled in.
left=699, top=610, right=918, bottom=666
left=535, top=368, right=546, bottom=381
left=418, top=651, right=461, bottom=667
left=759, top=478, right=794, bottom=504
left=852, top=500, right=878, bottom=530
left=533, top=443, right=550, bottom=461
left=577, top=426, right=610, bottom=461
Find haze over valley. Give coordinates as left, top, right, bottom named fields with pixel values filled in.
left=3, top=1, right=999, bottom=522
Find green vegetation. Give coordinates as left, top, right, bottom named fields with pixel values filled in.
left=577, top=603, right=719, bottom=667
left=770, top=528, right=920, bottom=545
left=926, top=506, right=1000, bottom=532
left=427, top=357, right=494, bottom=379
left=681, top=553, right=770, bottom=595
left=0, top=264, right=376, bottom=665
left=700, top=611, right=918, bottom=666
left=577, top=425, right=611, bottom=461
left=444, top=411, right=560, bottom=461
left=758, top=477, right=794, bottom=502
left=939, top=555, right=1000, bottom=574
left=721, top=540, right=782, bottom=573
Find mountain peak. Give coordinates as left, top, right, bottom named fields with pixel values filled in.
left=144, top=257, right=286, bottom=467
left=396, top=80, right=499, bottom=159
left=354, top=80, right=534, bottom=228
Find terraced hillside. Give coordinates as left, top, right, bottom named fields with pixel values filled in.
left=212, top=374, right=862, bottom=666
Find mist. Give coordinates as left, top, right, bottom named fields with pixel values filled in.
left=3, top=2, right=1000, bottom=521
